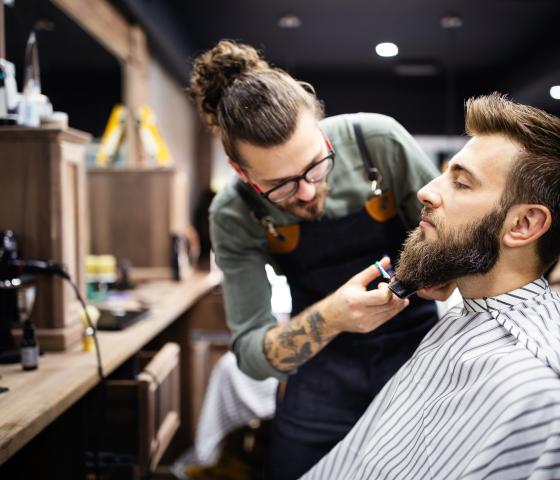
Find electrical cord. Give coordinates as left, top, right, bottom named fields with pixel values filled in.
left=10, top=259, right=105, bottom=479
left=63, top=272, right=105, bottom=381
left=10, top=259, right=105, bottom=380
left=59, top=267, right=106, bottom=480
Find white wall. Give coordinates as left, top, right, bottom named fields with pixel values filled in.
left=414, top=135, right=468, bottom=168
left=148, top=59, right=198, bottom=217
left=210, top=136, right=233, bottom=192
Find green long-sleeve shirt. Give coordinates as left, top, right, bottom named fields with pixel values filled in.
left=209, top=113, right=439, bottom=381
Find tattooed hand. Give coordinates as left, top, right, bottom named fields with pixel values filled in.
left=264, top=257, right=409, bottom=372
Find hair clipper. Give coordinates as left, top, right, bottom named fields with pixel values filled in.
left=388, top=278, right=417, bottom=299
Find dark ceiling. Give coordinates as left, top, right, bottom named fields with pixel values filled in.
left=5, top=0, right=560, bottom=136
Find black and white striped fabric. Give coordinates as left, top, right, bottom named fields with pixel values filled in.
left=301, top=278, right=560, bottom=479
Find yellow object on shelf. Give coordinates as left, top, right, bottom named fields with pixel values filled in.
left=86, top=255, right=117, bottom=301
left=95, top=104, right=172, bottom=167
left=137, top=105, right=171, bottom=166
left=79, top=305, right=100, bottom=352
left=83, top=327, right=95, bottom=352
left=86, top=254, right=117, bottom=283
left=95, top=105, right=126, bottom=167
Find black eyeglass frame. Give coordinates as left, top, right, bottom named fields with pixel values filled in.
left=258, top=151, right=336, bottom=204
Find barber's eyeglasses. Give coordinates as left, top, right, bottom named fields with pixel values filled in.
left=257, top=149, right=335, bottom=204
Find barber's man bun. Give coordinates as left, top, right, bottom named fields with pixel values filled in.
left=188, top=39, right=323, bottom=165
left=189, top=40, right=269, bottom=127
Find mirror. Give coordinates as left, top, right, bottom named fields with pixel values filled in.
left=5, top=0, right=121, bottom=137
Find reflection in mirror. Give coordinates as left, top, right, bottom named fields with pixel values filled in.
left=5, top=0, right=121, bottom=137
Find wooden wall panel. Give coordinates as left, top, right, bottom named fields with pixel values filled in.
left=88, top=168, right=187, bottom=275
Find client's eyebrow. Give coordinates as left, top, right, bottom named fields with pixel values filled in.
left=449, top=162, right=481, bottom=186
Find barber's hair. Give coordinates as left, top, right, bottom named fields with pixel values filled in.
left=188, top=39, right=324, bottom=166
left=465, top=92, right=560, bottom=269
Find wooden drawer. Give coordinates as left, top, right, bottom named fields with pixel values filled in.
left=100, top=342, right=181, bottom=476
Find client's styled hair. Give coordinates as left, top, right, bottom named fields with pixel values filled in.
left=466, top=92, right=560, bottom=269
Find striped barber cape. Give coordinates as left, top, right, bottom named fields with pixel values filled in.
left=301, top=278, right=560, bottom=479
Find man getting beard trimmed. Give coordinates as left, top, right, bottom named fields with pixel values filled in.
left=395, top=204, right=507, bottom=292
left=301, top=93, right=560, bottom=480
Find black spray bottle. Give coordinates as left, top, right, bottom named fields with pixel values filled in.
left=21, top=320, right=39, bottom=370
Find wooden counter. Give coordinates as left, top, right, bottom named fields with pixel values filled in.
left=0, top=270, right=221, bottom=466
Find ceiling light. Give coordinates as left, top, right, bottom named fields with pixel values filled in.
left=550, top=86, right=560, bottom=100
left=375, top=42, right=398, bottom=58
left=278, top=14, right=302, bottom=29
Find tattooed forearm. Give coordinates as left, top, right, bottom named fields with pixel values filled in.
left=281, top=342, right=313, bottom=366
left=264, top=307, right=338, bottom=372
left=278, top=325, right=307, bottom=350
left=308, top=310, right=329, bottom=343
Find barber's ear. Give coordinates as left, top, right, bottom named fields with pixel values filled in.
left=228, top=159, right=249, bottom=183
left=503, top=204, right=551, bottom=248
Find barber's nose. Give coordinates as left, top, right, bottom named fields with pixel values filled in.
left=417, top=179, right=441, bottom=208
left=295, top=180, right=316, bottom=202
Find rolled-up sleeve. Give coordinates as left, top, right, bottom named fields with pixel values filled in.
left=210, top=207, right=289, bottom=382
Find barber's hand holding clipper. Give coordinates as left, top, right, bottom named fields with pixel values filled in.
left=386, top=263, right=457, bottom=302
left=322, top=256, right=410, bottom=335
left=265, top=257, right=410, bottom=373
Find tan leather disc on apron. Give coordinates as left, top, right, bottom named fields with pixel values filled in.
left=267, top=224, right=301, bottom=254
left=365, top=191, right=398, bottom=222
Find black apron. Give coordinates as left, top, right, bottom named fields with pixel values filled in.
left=237, top=122, right=438, bottom=479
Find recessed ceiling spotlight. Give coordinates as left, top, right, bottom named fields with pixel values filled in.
left=440, top=15, right=463, bottom=29
left=278, top=13, right=302, bottom=29
left=550, top=86, right=560, bottom=100
left=375, top=42, right=398, bottom=58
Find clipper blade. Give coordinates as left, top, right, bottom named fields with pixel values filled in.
left=388, top=278, right=417, bottom=299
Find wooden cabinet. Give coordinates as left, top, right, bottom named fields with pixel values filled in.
left=0, top=127, right=90, bottom=351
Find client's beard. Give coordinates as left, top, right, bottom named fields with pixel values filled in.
left=395, top=206, right=508, bottom=291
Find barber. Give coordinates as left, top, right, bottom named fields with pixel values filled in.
left=189, top=40, right=445, bottom=479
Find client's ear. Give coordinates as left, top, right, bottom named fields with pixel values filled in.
left=503, top=204, right=551, bottom=248
left=228, top=159, right=250, bottom=183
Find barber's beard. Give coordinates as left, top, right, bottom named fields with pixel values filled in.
left=277, top=181, right=329, bottom=221
left=395, top=206, right=508, bottom=291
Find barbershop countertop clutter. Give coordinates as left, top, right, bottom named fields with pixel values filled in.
left=0, top=271, right=221, bottom=467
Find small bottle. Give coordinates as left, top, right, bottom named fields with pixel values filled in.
left=83, top=326, right=95, bottom=353
left=21, top=320, right=39, bottom=370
